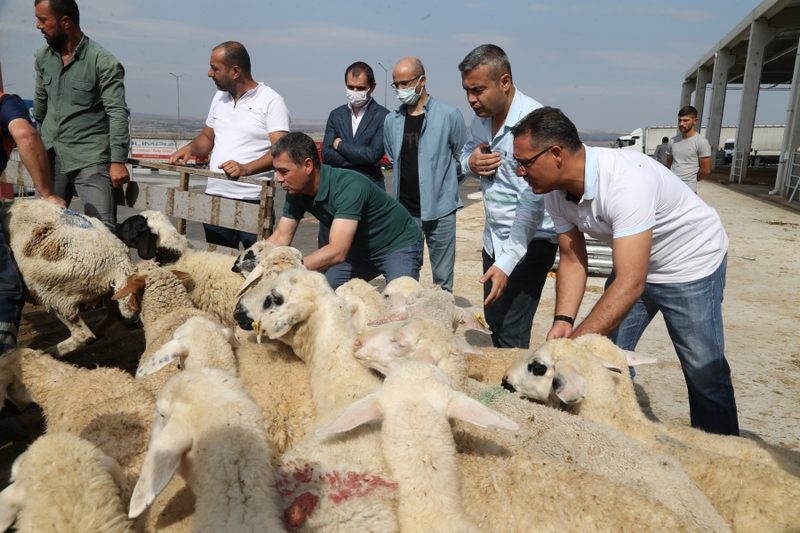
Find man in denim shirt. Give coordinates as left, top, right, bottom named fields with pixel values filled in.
left=33, top=0, right=129, bottom=231
left=384, top=57, right=467, bottom=292
left=458, top=44, right=556, bottom=349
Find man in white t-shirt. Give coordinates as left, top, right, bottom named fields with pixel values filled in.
left=511, top=106, right=739, bottom=436
left=170, top=41, right=289, bottom=248
left=667, top=105, right=711, bottom=193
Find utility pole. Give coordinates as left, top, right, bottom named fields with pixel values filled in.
left=377, top=62, right=388, bottom=108
left=169, top=72, right=184, bottom=144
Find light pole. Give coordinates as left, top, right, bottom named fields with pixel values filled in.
left=377, top=62, right=388, bottom=108
left=169, top=72, right=184, bottom=143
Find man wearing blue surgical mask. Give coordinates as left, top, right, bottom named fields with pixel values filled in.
left=383, top=57, right=467, bottom=293
left=322, top=62, right=390, bottom=191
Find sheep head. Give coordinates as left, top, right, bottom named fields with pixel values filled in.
left=115, top=211, right=188, bottom=264
left=354, top=318, right=457, bottom=375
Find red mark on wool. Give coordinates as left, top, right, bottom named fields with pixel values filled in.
left=284, top=491, right=319, bottom=528
left=321, top=470, right=398, bottom=504
left=278, top=461, right=397, bottom=507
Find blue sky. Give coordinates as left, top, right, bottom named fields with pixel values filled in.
left=0, top=0, right=789, bottom=134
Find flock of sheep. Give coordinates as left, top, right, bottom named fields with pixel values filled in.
left=0, top=198, right=798, bottom=532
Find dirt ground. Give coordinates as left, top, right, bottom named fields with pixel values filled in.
left=1, top=174, right=799, bottom=487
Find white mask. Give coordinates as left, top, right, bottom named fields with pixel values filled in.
left=346, top=88, right=369, bottom=108
left=395, top=76, right=423, bottom=106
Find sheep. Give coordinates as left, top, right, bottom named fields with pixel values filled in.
left=129, top=367, right=285, bottom=532
left=318, top=360, right=515, bottom=533
left=3, top=199, right=138, bottom=356
left=116, top=211, right=304, bottom=327
left=0, top=432, right=133, bottom=533
left=138, top=314, right=314, bottom=455
left=233, top=269, right=727, bottom=531
left=503, top=335, right=800, bottom=531
left=235, top=269, right=401, bottom=531
left=320, top=360, right=706, bottom=532
left=335, top=278, right=385, bottom=331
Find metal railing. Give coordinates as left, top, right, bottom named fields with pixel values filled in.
left=787, top=151, right=800, bottom=204
left=0, top=159, right=275, bottom=247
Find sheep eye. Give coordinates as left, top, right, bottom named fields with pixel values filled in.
left=263, top=295, right=273, bottom=309
left=528, top=360, right=548, bottom=376
left=270, top=289, right=284, bottom=306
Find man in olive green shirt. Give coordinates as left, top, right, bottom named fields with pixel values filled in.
left=33, top=0, right=130, bottom=230
left=267, top=132, right=423, bottom=289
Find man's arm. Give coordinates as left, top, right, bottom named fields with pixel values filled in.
left=301, top=218, right=358, bottom=271
left=218, top=130, right=288, bottom=179
left=33, top=54, right=47, bottom=123
left=322, top=113, right=348, bottom=167
left=169, top=126, right=215, bottom=165
left=698, top=157, right=711, bottom=180
left=449, top=110, right=468, bottom=181
left=666, top=154, right=673, bottom=168
left=96, top=57, right=130, bottom=187
left=336, top=113, right=389, bottom=166
left=7, top=118, right=64, bottom=207
left=569, top=230, right=651, bottom=338
left=266, top=216, right=300, bottom=246
left=546, top=228, right=588, bottom=339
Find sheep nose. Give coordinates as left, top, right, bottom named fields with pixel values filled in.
left=501, top=378, right=516, bottom=393
left=234, top=304, right=253, bottom=330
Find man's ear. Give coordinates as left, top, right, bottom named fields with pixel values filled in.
left=500, top=72, right=512, bottom=92
left=304, top=157, right=314, bottom=176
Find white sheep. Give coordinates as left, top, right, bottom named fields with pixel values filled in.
left=233, top=269, right=726, bottom=531
left=138, top=314, right=314, bottom=455
left=129, top=367, right=285, bottom=532
left=4, top=199, right=138, bottom=356
left=0, top=432, right=133, bottom=533
left=235, top=269, right=400, bottom=531
left=503, top=335, right=800, bottom=531
left=335, top=278, right=385, bottom=331
left=318, top=360, right=516, bottom=533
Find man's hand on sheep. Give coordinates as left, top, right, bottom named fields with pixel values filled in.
left=109, top=162, right=130, bottom=188
left=39, top=193, right=66, bottom=208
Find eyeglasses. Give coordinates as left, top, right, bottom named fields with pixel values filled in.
left=390, top=75, right=422, bottom=90
left=514, top=145, right=554, bottom=169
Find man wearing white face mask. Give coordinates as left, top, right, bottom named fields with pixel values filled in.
left=322, top=62, right=390, bottom=190
left=383, top=57, right=467, bottom=292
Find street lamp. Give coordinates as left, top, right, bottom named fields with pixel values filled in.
left=377, top=62, right=388, bottom=108
left=169, top=72, right=184, bottom=144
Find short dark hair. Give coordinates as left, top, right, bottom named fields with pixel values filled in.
left=271, top=132, right=320, bottom=169
left=458, top=44, right=512, bottom=80
left=214, top=41, right=251, bottom=75
left=662, top=136, right=669, bottom=143
left=35, top=0, right=80, bottom=25
left=345, top=62, right=375, bottom=86
left=511, top=106, right=582, bottom=152
left=678, top=105, right=698, bottom=118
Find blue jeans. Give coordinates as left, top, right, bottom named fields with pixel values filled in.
left=0, top=212, right=24, bottom=354
left=482, top=239, right=557, bottom=349
left=414, top=211, right=456, bottom=292
left=609, top=256, right=739, bottom=436
left=324, top=240, right=424, bottom=290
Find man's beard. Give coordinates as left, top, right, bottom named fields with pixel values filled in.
left=44, top=29, right=68, bottom=50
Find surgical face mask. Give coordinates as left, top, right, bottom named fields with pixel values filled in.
left=346, top=88, right=369, bottom=108
left=395, top=77, right=423, bottom=105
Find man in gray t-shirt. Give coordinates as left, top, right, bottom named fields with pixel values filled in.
left=667, top=105, right=711, bottom=193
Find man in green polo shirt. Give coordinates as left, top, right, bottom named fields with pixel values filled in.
left=268, top=132, right=423, bottom=289
left=33, top=0, right=130, bottom=231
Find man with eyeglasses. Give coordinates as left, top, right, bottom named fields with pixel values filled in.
left=383, top=57, right=467, bottom=292
left=512, top=106, right=738, bottom=436
left=458, top=44, right=556, bottom=349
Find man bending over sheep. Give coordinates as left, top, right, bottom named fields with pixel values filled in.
left=0, top=89, right=65, bottom=355
left=512, top=106, right=738, bottom=436
left=267, top=132, right=424, bottom=289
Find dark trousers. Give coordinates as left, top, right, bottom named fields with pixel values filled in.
left=482, top=239, right=557, bottom=349
left=0, top=216, right=25, bottom=354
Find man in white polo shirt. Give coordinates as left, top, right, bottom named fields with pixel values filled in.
left=511, top=106, right=738, bottom=436
left=170, top=41, right=289, bottom=248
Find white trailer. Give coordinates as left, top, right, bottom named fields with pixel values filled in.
left=615, top=125, right=784, bottom=163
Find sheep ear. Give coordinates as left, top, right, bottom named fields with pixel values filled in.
left=111, top=276, right=145, bottom=300
left=601, top=361, right=623, bottom=374
left=455, top=336, right=483, bottom=356
left=0, top=482, right=25, bottom=532
left=170, top=270, right=191, bottom=281
left=447, top=392, right=519, bottom=430
left=99, top=453, right=128, bottom=492
left=129, top=417, right=192, bottom=519
left=265, top=301, right=315, bottom=339
left=136, top=339, right=187, bottom=378
left=622, top=350, right=657, bottom=367
left=453, top=307, right=492, bottom=334
left=236, top=264, right=264, bottom=299
left=368, top=309, right=409, bottom=326
left=316, top=393, right=382, bottom=439
left=553, top=361, right=587, bottom=405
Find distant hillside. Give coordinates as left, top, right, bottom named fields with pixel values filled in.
left=131, top=112, right=326, bottom=139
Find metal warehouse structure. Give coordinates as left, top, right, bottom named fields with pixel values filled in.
left=682, top=0, right=800, bottom=202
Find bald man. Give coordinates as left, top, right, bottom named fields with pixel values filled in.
left=383, top=57, right=467, bottom=292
